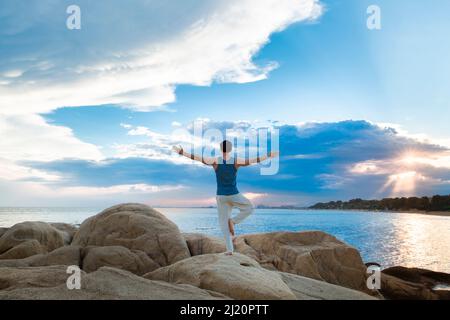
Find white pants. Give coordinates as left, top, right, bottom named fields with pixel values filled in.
left=216, top=193, right=254, bottom=252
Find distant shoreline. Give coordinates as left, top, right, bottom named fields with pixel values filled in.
left=307, top=208, right=450, bottom=217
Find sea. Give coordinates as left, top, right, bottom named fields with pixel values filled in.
left=1, top=207, right=449, bottom=273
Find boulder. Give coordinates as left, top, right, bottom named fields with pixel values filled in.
left=183, top=233, right=226, bottom=255
left=0, top=228, right=8, bottom=238
left=0, top=265, right=77, bottom=291
left=50, top=223, right=78, bottom=245
left=0, top=222, right=65, bottom=260
left=71, top=204, right=190, bottom=268
left=380, top=273, right=438, bottom=300
left=0, top=241, right=44, bottom=260
left=145, top=253, right=296, bottom=300
left=182, top=231, right=370, bottom=293
left=383, top=266, right=450, bottom=287
left=380, top=267, right=450, bottom=300
left=0, top=246, right=81, bottom=268
left=233, top=231, right=369, bottom=293
left=0, top=266, right=228, bottom=300
left=82, top=246, right=159, bottom=275
left=279, top=272, right=377, bottom=300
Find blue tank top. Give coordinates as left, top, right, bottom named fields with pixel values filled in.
left=215, top=157, right=239, bottom=196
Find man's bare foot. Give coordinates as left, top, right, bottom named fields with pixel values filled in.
left=224, top=251, right=233, bottom=256
left=228, top=218, right=235, bottom=236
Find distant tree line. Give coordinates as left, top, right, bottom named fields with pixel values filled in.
left=309, top=195, right=450, bottom=212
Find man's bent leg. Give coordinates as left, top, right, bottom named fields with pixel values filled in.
left=230, top=193, right=254, bottom=224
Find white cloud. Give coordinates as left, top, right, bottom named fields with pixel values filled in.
left=0, top=114, right=102, bottom=162
left=375, top=122, right=450, bottom=148
left=120, top=123, right=132, bottom=129
left=113, top=124, right=194, bottom=164
left=0, top=0, right=323, bottom=115
left=243, top=192, right=268, bottom=200
left=0, top=158, right=61, bottom=181
left=317, top=173, right=352, bottom=190
left=349, top=150, right=450, bottom=176
left=348, top=149, right=450, bottom=196
left=53, top=183, right=185, bottom=197
left=0, top=180, right=185, bottom=207
left=127, top=126, right=159, bottom=137
left=0, top=114, right=103, bottom=181
left=113, top=119, right=278, bottom=162
left=2, top=69, right=24, bottom=78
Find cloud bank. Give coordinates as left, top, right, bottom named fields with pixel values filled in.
left=16, top=120, right=450, bottom=206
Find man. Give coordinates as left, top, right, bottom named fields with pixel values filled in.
left=173, top=140, right=279, bottom=254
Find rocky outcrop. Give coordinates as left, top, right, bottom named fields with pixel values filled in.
left=50, top=223, right=78, bottom=245
left=279, top=272, right=376, bottom=300
left=0, top=228, right=7, bottom=239
left=0, top=222, right=66, bottom=260
left=183, top=233, right=226, bottom=255
left=0, top=203, right=447, bottom=300
left=71, top=204, right=190, bottom=269
left=145, top=253, right=297, bottom=300
left=0, top=265, right=77, bottom=291
left=184, top=231, right=370, bottom=293
left=0, top=266, right=228, bottom=300
left=380, top=267, right=450, bottom=300
left=145, top=252, right=377, bottom=300
left=233, top=231, right=369, bottom=293
left=82, top=246, right=159, bottom=275
left=0, top=246, right=81, bottom=268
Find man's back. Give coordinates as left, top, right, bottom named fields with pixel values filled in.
left=215, top=157, right=239, bottom=196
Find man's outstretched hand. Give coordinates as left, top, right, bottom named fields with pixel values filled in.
left=173, top=145, right=183, bottom=155
left=269, top=151, right=279, bottom=158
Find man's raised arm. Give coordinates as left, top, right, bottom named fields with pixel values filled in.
left=235, top=151, right=279, bottom=168
left=172, top=146, right=217, bottom=166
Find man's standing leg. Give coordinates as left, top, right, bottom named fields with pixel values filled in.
left=216, top=196, right=234, bottom=253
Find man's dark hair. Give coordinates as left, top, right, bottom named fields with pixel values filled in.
left=220, top=140, right=233, bottom=153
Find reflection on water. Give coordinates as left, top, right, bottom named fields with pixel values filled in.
left=0, top=207, right=449, bottom=273
left=433, top=284, right=450, bottom=291
left=390, top=214, right=450, bottom=271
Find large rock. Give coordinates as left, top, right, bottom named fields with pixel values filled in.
left=233, top=231, right=369, bottom=293
left=0, top=265, right=76, bottom=291
left=71, top=204, right=190, bottom=270
left=279, top=272, right=377, bottom=300
left=50, top=223, right=78, bottom=245
left=0, top=228, right=7, bottom=239
left=0, top=222, right=65, bottom=260
left=0, top=246, right=81, bottom=268
left=183, top=233, right=226, bottom=255
left=184, top=231, right=372, bottom=294
left=0, top=266, right=228, bottom=300
left=82, top=246, right=159, bottom=275
left=145, top=253, right=296, bottom=300
left=380, top=266, right=450, bottom=300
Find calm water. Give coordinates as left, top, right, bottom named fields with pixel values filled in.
left=0, top=207, right=449, bottom=273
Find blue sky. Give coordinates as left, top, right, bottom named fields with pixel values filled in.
left=1, top=0, right=449, bottom=207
